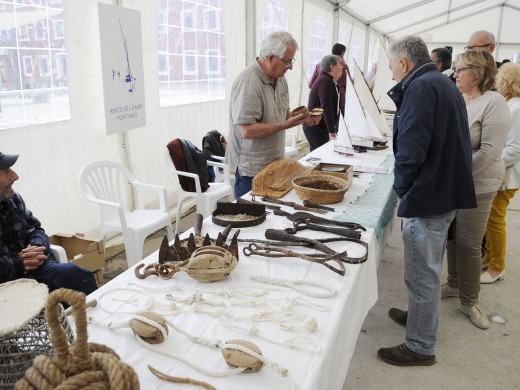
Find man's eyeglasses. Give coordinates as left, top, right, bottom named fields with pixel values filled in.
left=464, top=43, right=492, bottom=51
left=454, top=67, right=470, bottom=74
left=277, top=57, right=296, bottom=67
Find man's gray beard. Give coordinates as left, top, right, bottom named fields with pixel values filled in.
left=0, top=191, right=14, bottom=202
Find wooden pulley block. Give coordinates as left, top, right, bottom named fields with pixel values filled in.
left=186, top=246, right=237, bottom=282
left=130, top=311, right=168, bottom=344
left=222, top=339, right=264, bottom=373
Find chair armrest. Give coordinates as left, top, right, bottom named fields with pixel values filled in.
left=50, top=244, right=68, bottom=264
left=210, top=155, right=225, bottom=163
left=171, top=170, right=203, bottom=194
left=207, top=161, right=230, bottom=184
left=81, top=195, right=128, bottom=230
left=132, top=181, right=169, bottom=212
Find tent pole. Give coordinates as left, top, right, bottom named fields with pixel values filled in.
left=496, top=3, right=505, bottom=60
left=245, top=0, right=256, bottom=65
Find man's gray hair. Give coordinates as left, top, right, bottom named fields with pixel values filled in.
left=388, top=36, right=430, bottom=67
left=471, top=30, right=495, bottom=44
left=321, top=55, right=341, bottom=73
left=259, top=31, right=298, bottom=60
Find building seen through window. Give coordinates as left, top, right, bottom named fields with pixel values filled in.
left=0, top=0, right=70, bottom=131
left=158, top=0, right=226, bottom=107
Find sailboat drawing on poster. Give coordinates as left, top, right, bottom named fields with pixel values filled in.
left=335, top=67, right=385, bottom=154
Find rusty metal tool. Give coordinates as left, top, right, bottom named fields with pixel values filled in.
left=273, top=208, right=366, bottom=231
left=303, top=200, right=335, bottom=212
left=264, top=229, right=368, bottom=264
left=243, top=243, right=346, bottom=276
left=261, top=194, right=328, bottom=214
left=285, top=219, right=362, bottom=239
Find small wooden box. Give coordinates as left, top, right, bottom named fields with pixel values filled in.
left=311, top=163, right=354, bottom=189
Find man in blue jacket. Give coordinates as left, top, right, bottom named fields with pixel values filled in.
left=0, top=152, right=98, bottom=295
left=377, top=37, right=477, bottom=366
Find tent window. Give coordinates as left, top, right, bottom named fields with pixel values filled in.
left=349, top=34, right=361, bottom=71
left=338, top=27, right=346, bottom=45
left=0, top=1, right=70, bottom=131
left=157, top=0, right=226, bottom=107
left=260, top=0, right=288, bottom=43
left=306, top=16, right=326, bottom=81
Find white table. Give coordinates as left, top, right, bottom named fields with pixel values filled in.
left=81, top=141, right=396, bottom=390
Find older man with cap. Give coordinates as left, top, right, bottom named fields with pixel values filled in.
left=226, top=31, right=321, bottom=198
left=0, top=152, right=97, bottom=294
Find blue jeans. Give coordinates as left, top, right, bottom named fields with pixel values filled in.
left=30, top=260, right=98, bottom=295
left=402, top=209, right=457, bottom=355
left=234, top=170, right=253, bottom=199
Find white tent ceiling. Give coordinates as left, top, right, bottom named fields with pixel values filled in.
left=332, top=0, right=520, bottom=59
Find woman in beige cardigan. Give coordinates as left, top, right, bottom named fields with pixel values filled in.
left=481, top=62, right=520, bottom=283
left=442, top=50, right=510, bottom=329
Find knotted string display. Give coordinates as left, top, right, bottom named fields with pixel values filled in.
left=89, top=312, right=296, bottom=389
left=251, top=275, right=338, bottom=298
left=15, top=288, right=139, bottom=390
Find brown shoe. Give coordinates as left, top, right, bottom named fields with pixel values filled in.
left=388, top=308, right=407, bottom=326
left=378, top=343, right=436, bottom=366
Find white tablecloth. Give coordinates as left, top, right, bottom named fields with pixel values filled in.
left=80, top=141, right=396, bottom=390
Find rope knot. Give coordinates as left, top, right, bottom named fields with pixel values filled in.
left=15, top=288, right=139, bottom=390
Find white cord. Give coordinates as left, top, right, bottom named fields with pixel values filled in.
left=220, top=317, right=321, bottom=353
left=97, top=287, right=155, bottom=315
left=88, top=313, right=296, bottom=388
left=251, top=275, right=337, bottom=298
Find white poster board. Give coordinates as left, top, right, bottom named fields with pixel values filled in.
left=98, top=4, right=146, bottom=135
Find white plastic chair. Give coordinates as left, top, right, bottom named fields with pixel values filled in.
left=207, top=155, right=226, bottom=183
left=79, top=160, right=174, bottom=267
left=284, top=132, right=299, bottom=158
left=50, top=244, right=67, bottom=263
left=165, top=149, right=233, bottom=233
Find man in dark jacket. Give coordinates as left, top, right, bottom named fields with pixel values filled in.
left=377, top=37, right=477, bottom=366
left=0, top=152, right=98, bottom=294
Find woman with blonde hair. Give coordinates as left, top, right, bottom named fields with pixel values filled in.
left=481, top=62, right=520, bottom=283
left=442, top=50, right=510, bottom=329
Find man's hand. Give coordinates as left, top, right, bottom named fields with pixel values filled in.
left=286, top=113, right=307, bottom=128
left=329, top=132, right=337, bottom=140
left=303, top=114, right=321, bottom=126
left=19, top=245, right=47, bottom=273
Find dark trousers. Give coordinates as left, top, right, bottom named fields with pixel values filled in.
left=30, top=261, right=98, bottom=295
left=303, top=125, right=330, bottom=152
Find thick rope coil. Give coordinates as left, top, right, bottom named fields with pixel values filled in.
left=15, top=288, right=140, bottom=390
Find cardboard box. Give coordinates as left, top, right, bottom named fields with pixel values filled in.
left=93, top=269, right=104, bottom=287
left=311, top=163, right=354, bottom=189
left=49, top=233, right=105, bottom=272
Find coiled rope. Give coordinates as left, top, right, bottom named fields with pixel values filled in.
left=15, top=288, right=140, bottom=390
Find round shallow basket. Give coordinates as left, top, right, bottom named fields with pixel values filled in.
left=0, top=279, right=73, bottom=388
left=292, top=174, right=348, bottom=204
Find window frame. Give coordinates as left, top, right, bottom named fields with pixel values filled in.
left=22, top=56, right=34, bottom=76
left=206, top=49, right=220, bottom=75
left=204, top=9, right=219, bottom=31
left=183, top=50, right=197, bottom=75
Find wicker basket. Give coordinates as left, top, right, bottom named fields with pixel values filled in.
left=292, top=174, right=348, bottom=204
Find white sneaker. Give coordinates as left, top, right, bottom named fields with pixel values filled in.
left=458, top=304, right=490, bottom=329
left=480, top=270, right=505, bottom=284
left=441, top=283, right=459, bottom=299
